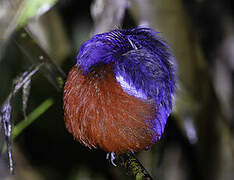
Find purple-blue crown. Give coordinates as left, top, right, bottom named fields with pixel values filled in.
left=77, top=27, right=177, bottom=138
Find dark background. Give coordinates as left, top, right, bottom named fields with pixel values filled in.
left=0, top=0, right=233, bottom=180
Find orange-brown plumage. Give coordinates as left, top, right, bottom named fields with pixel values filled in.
left=63, top=65, right=159, bottom=154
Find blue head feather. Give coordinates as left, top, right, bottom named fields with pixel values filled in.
left=77, top=27, right=177, bottom=138
left=77, top=30, right=131, bottom=72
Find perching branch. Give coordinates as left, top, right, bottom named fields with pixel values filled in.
left=115, top=152, right=153, bottom=180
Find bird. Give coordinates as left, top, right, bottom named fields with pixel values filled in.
left=63, top=27, right=176, bottom=155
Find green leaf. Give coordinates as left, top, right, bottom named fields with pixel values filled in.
left=18, top=0, right=58, bottom=27
left=12, top=98, right=54, bottom=139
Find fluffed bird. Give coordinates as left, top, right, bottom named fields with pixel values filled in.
left=63, top=28, right=176, bottom=154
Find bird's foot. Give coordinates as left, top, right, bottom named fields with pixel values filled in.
left=106, top=152, right=117, bottom=166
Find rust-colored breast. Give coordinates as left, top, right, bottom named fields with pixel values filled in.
left=63, top=65, right=158, bottom=154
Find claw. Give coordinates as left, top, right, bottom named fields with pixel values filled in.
left=106, top=152, right=117, bottom=166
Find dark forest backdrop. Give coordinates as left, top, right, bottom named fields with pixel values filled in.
left=0, top=0, right=233, bottom=180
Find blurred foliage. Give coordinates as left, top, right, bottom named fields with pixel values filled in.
left=18, top=0, right=57, bottom=27
left=0, top=0, right=58, bottom=61
left=0, top=0, right=233, bottom=180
